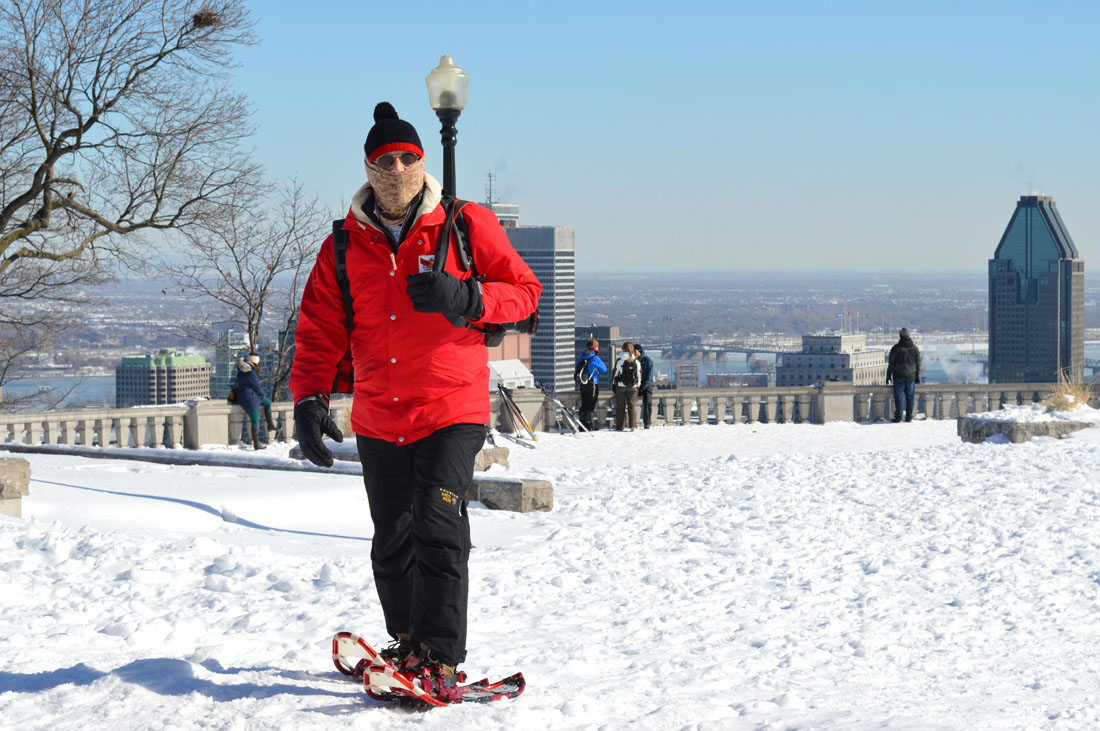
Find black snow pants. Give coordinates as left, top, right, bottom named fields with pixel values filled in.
left=357, top=423, right=486, bottom=666
left=579, top=381, right=600, bottom=430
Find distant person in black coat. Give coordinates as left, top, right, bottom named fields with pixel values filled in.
left=634, top=344, right=655, bottom=428
left=886, top=328, right=921, bottom=422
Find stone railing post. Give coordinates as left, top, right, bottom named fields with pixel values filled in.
left=60, top=418, right=77, bottom=446
left=871, top=391, right=886, bottom=422
left=955, top=391, right=969, bottom=416
left=781, top=395, right=794, bottom=423
left=184, top=400, right=234, bottom=449
left=814, top=383, right=854, bottom=423
left=697, top=395, right=710, bottom=425
left=856, top=392, right=870, bottom=422
left=742, top=395, right=757, bottom=424
left=713, top=396, right=727, bottom=424
left=659, top=395, right=674, bottom=426
left=0, top=458, right=30, bottom=518
left=795, top=393, right=811, bottom=423
left=133, top=415, right=148, bottom=447
left=764, top=394, right=778, bottom=423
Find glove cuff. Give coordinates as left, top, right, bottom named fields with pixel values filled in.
left=296, top=393, right=330, bottom=407
left=463, top=278, right=484, bottom=320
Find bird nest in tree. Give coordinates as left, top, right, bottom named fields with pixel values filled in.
left=192, top=9, right=220, bottom=28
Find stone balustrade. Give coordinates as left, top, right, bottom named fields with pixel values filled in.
left=494, top=382, right=1067, bottom=432
left=0, top=383, right=1069, bottom=451
left=0, top=399, right=315, bottom=449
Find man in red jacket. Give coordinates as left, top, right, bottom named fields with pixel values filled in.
left=290, top=102, right=541, bottom=701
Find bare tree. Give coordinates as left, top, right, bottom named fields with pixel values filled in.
left=160, top=180, right=330, bottom=399
left=0, top=0, right=257, bottom=386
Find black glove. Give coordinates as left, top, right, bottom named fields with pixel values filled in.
left=406, top=271, right=483, bottom=320
left=294, top=397, right=344, bottom=467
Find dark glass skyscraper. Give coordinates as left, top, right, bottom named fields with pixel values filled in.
left=988, top=195, right=1084, bottom=384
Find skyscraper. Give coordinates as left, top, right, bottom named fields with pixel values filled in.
left=210, top=329, right=250, bottom=400
left=988, top=195, right=1084, bottom=384
left=496, top=204, right=576, bottom=392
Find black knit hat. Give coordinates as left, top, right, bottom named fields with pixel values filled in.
left=364, top=102, right=423, bottom=163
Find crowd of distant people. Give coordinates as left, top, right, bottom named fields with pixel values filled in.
left=574, top=339, right=654, bottom=431
left=575, top=327, right=922, bottom=429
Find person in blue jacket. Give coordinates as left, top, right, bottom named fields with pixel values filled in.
left=575, top=339, right=608, bottom=430
left=234, top=354, right=274, bottom=449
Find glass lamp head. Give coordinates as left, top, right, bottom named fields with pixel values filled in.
left=426, top=54, right=469, bottom=111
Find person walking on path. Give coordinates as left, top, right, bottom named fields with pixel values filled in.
left=886, top=327, right=921, bottom=422
left=575, top=339, right=607, bottom=430
left=234, top=354, right=274, bottom=449
left=612, top=341, right=641, bottom=431
left=289, top=102, right=542, bottom=702
left=634, top=344, right=655, bottom=429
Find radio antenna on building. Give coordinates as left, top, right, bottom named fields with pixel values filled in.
left=485, top=172, right=496, bottom=206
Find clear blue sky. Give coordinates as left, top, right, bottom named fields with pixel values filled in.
left=230, top=0, right=1100, bottom=274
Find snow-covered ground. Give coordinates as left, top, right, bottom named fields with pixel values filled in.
left=4, top=418, right=1100, bottom=729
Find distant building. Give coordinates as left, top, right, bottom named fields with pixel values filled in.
left=989, top=195, right=1084, bottom=383
left=501, top=207, right=576, bottom=392
left=574, top=324, right=620, bottom=387
left=676, top=362, right=701, bottom=388
left=487, top=331, right=532, bottom=370
left=491, top=203, right=519, bottom=229
left=706, top=373, right=769, bottom=388
left=775, top=333, right=887, bottom=387
left=210, top=329, right=249, bottom=401
left=488, top=359, right=535, bottom=390
left=116, top=349, right=211, bottom=408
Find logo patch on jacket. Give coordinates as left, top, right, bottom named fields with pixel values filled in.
left=418, top=255, right=435, bottom=273
left=440, top=488, right=459, bottom=505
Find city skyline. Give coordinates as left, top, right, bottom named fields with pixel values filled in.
left=226, top=1, right=1100, bottom=274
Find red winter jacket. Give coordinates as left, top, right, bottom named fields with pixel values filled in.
left=290, top=174, right=541, bottom=445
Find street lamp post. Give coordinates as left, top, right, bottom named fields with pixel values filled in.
left=425, top=55, right=469, bottom=199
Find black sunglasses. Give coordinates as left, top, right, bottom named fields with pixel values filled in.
left=375, top=152, right=420, bottom=168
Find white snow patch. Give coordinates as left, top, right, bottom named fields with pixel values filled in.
left=3, top=421, right=1100, bottom=728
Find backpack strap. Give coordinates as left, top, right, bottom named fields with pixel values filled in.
left=330, top=220, right=356, bottom=394
left=432, top=196, right=474, bottom=274
left=452, top=203, right=475, bottom=274
left=332, top=220, right=354, bottom=333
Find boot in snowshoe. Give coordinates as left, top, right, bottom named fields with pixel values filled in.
left=399, top=644, right=467, bottom=705
left=379, top=633, right=413, bottom=666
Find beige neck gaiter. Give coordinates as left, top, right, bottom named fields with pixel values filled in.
left=365, top=157, right=426, bottom=225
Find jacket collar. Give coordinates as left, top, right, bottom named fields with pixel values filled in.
left=349, top=172, right=442, bottom=236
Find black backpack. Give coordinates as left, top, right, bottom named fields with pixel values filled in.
left=574, top=357, right=592, bottom=385
left=617, top=358, right=637, bottom=386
